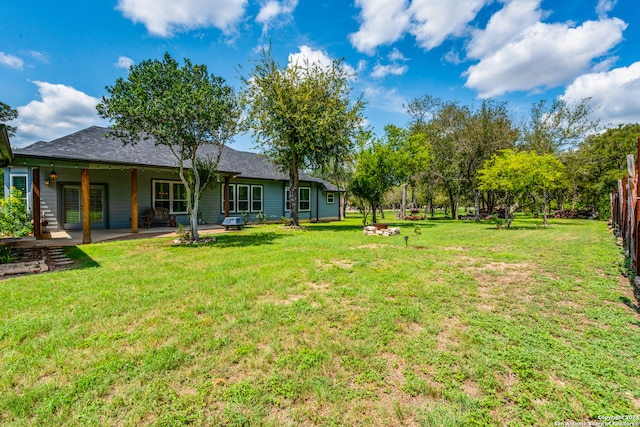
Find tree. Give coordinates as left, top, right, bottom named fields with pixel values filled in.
left=0, top=101, right=18, bottom=137
left=477, top=150, right=566, bottom=227
left=457, top=100, right=518, bottom=220
left=97, top=53, right=241, bottom=240
left=520, top=98, right=599, bottom=154
left=384, top=124, right=430, bottom=218
left=567, top=123, right=640, bottom=216
left=349, top=133, right=396, bottom=225
left=242, top=48, right=365, bottom=226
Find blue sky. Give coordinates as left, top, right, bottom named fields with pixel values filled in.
left=1, top=0, right=639, bottom=151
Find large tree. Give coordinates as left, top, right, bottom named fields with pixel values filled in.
left=566, top=123, right=640, bottom=215
left=242, top=48, right=365, bottom=226
left=520, top=98, right=599, bottom=154
left=97, top=53, right=241, bottom=240
left=477, top=149, right=566, bottom=227
left=349, top=131, right=397, bottom=225
left=0, top=101, right=18, bottom=137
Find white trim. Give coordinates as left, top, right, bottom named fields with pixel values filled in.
left=284, top=186, right=311, bottom=212
left=152, top=179, right=187, bottom=215
left=237, top=184, right=250, bottom=212
left=299, top=187, right=311, bottom=212
left=9, top=173, right=29, bottom=212
left=326, top=192, right=335, bottom=204
left=251, top=185, right=263, bottom=213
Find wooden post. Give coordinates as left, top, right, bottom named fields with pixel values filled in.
left=622, top=176, right=628, bottom=241
left=131, top=168, right=138, bottom=233
left=635, top=138, right=640, bottom=272
left=223, top=176, right=230, bottom=218
left=81, top=168, right=91, bottom=244
left=32, top=167, right=42, bottom=239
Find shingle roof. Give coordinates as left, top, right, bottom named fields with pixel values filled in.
left=15, top=126, right=340, bottom=191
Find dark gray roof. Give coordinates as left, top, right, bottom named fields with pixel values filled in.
left=15, top=126, right=340, bottom=191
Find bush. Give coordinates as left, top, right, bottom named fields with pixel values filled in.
left=0, top=189, right=32, bottom=237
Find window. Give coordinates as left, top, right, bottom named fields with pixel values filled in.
left=10, top=174, right=28, bottom=210
left=327, top=192, right=335, bottom=204
left=285, top=187, right=311, bottom=212
left=251, top=186, right=263, bottom=212
left=237, top=185, right=250, bottom=212
left=299, top=187, right=310, bottom=211
left=172, top=182, right=187, bottom=213
left=153, top=180, right=187, bottom=214
left=222, top=184, right=263, bottom=213
left=285, top=188, right=290, bottom=212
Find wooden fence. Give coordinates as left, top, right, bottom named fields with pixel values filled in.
left=610, top=138, right=640, bottom=272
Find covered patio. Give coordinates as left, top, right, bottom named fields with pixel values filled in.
left=9, top=224, right=227, bottom=248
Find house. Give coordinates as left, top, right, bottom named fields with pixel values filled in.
left=0, top=125, right=342, bottom=243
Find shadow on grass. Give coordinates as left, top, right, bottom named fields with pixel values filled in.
left=620, top=296, right=640, bottom=315
left=208, top=232, right=285, bottom=248
left=64, top=246, right=100, bottom=269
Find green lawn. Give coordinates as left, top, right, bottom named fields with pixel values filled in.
left=1, top=215, right=639, bottom=426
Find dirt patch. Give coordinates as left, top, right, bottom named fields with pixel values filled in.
left=463, top=261, right=533, bottom=286
left=315, top=259, right=355, bottom=270
left=308, top=282, right=330, bottom=292
left=258, top=293, right=305, bottom=305
left=436, top=318, right=467, bottom=351
left=352, top=243, right=391, bottom=250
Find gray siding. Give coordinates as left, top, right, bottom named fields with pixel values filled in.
left=8, top=165, right=341, bottom=231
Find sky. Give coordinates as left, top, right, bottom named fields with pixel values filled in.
left=1, top=0, right=639, bottom=152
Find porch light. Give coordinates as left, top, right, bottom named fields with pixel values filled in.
left=49, top=169, right=58, bottom=180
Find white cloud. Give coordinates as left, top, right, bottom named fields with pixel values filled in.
left=0, top=52, right=24, bottom=70
left=26, top=51, right=49, bottom=63
left=464, top=17, right=627, bottom=97
left=256, top=0, right=298, bottom=34
left=11, top=81, right=105, bottom=147
left=349, top=0, right=411, bottom=55
left=115, top=56, right=135, bottom=69
left=350, top=0, right=489, bottom=54
left=371, top=64, right=408, bottom=78
left=596, top=0, right=616, bottom=18
left=388, top=47, right=407, bottom=62
left=467, top=0, right=544, bottom=59
left=562, top=62, right=640, bottom=126
left=408, top=0, right=489, bottom=50
left=288, top=45, right=359, bottom=78
left=116, top=0, right=248, bottom=37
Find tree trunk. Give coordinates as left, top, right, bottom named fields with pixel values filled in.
left=379, top=205, right=385, bottom=219
left=371, top=201, right=377, bottom=224
left=289, top=162, right=299, bottom=226
left=474, top=189, right=480, bottom=221
left=448, top=189, right=459, bottom=220
left=342, top=192, right=347, bottom=219
left=401, top=184, right=407, bottom=219
left=543, top=190, right=548, bottom=226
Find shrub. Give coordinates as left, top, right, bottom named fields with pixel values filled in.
left=0, top=189, right=32, bottom=237
left=0, top=246, right=15, bottom=264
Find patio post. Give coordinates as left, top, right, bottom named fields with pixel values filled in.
left=32, top=167, right=42, bottom=239
left=131, top=168, right=138, bottom=233
left=81, top=168, right=91, bottom=244
left=224, top=175, right=230, bottom=218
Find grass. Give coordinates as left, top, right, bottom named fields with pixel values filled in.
left=1, top=214, right=639, bottom=426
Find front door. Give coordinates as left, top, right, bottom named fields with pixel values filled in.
left=62, top=185, right=106, bottom=229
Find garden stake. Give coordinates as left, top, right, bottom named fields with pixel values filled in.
left=404, top=235, right=409, bottom=247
